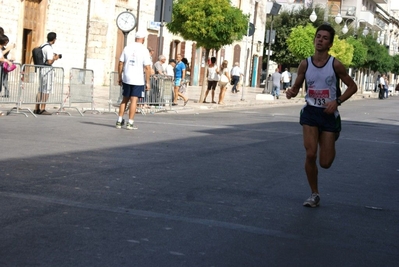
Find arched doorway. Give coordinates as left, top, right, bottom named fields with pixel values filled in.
left=233, top=44, right=241, bottom=66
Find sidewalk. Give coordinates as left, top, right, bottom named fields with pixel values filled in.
left=91, top=84, right=379, bottom=113
left=0, top=83, right=380, bottom=116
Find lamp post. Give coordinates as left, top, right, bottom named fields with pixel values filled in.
left=243, top=0, right=259, bottom=101
left=262, top=2, right=281, bottom=94
left=341, top=18, right=369, bottom=37
left=309, top=2, right=342, bottom=24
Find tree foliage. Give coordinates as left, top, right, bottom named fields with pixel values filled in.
left=345, top=37, right=367, bottom=68
left=286, top=24, right=315, bottom=61
left=362, top=35, right=393, bottom=73
left=329, top=37, right=353, bottom=67
left=392, top=55, right=399, bottom=74
left=167, top=0, right=248, bottom=50
left=268, top=7, right=316, bottom=66
left=267, top=5, right=399, bottom=74
left=167, top=0, right=248, bottom=101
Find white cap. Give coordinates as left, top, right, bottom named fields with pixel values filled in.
left=135, top=30, right=146, bottom=39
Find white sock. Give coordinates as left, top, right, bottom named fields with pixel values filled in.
left=128, top=119, right=134, bottom=125
left=117, top=116, right=123, bottom=122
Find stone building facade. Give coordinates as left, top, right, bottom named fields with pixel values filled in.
left=1, top=0, right=267, bottom=88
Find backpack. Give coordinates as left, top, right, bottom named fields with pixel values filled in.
left=32, top=43, right=49, bottom=65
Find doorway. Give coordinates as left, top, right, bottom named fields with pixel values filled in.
left=22, top=0, right=47, bottom=64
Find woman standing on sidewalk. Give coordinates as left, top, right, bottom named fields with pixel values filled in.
left=218, top=60, right=230, bottom=105
left=203, top=57, right=219, bottom=103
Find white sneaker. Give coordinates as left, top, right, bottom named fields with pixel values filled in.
left=303, top=193, right=320, bottom=208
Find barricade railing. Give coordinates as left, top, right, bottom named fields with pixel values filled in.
left=8, top=64, right=67, bottom=117
left=145, top=74, right=174, bottom=113
left=62, top=67, right=99, bottom=116
left=0, top=62, right=21, bottom=106
left=106, top=73, right=174, bottom=115
left=105, top=71, right=122, bottom=115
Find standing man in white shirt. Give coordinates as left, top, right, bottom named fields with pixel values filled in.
left=281, top=68, right=291, bottom=93
left=34, top=32, right=61, bottom=115
left=230, top=62, right=243, bottom=93
left=116, top=30, right=152, bottom=130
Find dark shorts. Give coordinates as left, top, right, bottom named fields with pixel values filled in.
left=207, top=80, right=218, bottom=90
left=122, top=83, right=145, bottom=98
left=283, top=82, right=290, bottom=89
left=300, top=105, right=341, bottom=133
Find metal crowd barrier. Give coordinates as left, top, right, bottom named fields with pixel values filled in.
left=107, top=73, right=174, bottom=115
left=106, top=71, right=122, bottom=115
left=62, top=67, right=99, bottom=116
left=146, top=74, right=174, bottom=113
left=0, top=62, right=21, bottom=105
left=7, top=64, right=66, bottom=117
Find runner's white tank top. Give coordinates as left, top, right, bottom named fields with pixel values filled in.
left=305, top=56, right=341, bottom=108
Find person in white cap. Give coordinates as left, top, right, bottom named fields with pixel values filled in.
left=116, top=30, right=152, bottom=130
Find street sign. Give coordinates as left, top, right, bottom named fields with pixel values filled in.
left=265, top=49, right=273, bottom=56
left=154, top=0, right=173, bottom=23
left=265, top=30, right=276, bottom=44
left=246, top=23, right=255, bottom=37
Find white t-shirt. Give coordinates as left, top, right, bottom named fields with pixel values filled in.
left=379, top=76, right=385, bottom=86
left=231, top=66, right=242, bottom=76
left=281, top=71, right=291, bottom=83
left=120, top=42, right=152, bottom=85
left=207, top=64, right=219, bottom=81
left=166, top=64, right=174, bottom=77
left=41, top=43, right=54, bottom=65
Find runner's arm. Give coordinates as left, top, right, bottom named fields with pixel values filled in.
left=286, top=59, right=306, bottom=99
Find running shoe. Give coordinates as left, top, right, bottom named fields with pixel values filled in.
left=303, top=193, right=320, bottom=208
left=126, top=122, right=138, bottom=130
left=116, top=119, right=125, bottom=129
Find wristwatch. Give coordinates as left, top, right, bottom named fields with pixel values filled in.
left=336, top=98, right=342, bottom=106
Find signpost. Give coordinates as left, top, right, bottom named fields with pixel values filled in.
left=154, top=0, right=173, bottom=58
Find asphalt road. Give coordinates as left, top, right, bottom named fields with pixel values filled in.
left=0, top=96, right=398, bottom=267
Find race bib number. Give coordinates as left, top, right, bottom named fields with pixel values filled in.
left=308, top=89, right=330, bottom=106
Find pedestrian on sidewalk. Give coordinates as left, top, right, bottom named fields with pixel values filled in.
left=154, top=55, right=167, bottom=75
left=0, top=34, right=15, bottom=98
left=218, top=60, right=230, bottom=105
left=230, top=62, right=243, bottom=93
left=379, top=74, right=386, bottom=99
left=116, top=30, right=152, bottom=130
left=271, top=68, right=282, bottom=99
left=33, top=32, right=61, bottom=115
left=383, top=74, right=389, bottom=99
left=166, top=59, right=175, bottom=78
left=203, top=56, right=218, bottom=103
left=281, top=68, right=291, bottom=93
left=286, top=24, right=357, bottom=208
left=172, top=54, right=188, bottom=106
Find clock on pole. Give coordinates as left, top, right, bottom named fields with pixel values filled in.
left=116, top=11, right=137, bottom=33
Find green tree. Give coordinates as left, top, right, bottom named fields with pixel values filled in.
left=329, top=37, right=353, bottom=67
left=345, top=37, right=367, bottom=68
left=286, top=24, right=315, bottom=61
left=167, top=0, right=248, bottom=101
left=362, top=36, right=393, bottom=73
left=392, top=54, right=399, bottom=74
left=268, top=7, right=316, bottom=67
